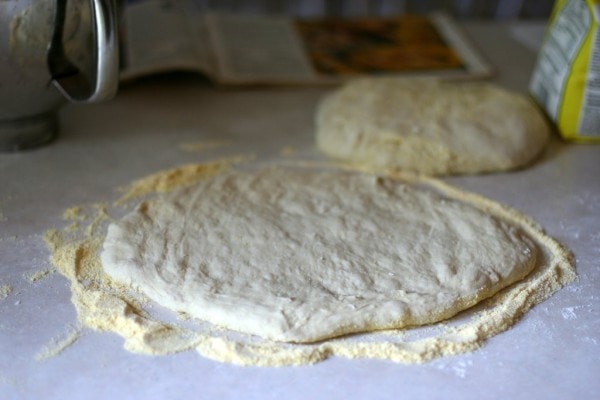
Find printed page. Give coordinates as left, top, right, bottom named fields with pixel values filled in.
left=205, top=13, right=316, bottom=84
left=206, top=13, right=492, bottom=84
left=294, top=13, right=493, bottom=80
left=120, top=0, right=216, bottom=81
left=119, top=1, right=492, bottom=84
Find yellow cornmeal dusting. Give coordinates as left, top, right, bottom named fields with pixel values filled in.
left=0, top=285, right=12, bottom=300
left=44, top=158, right=576, bottom=366
left=84, top=204, right=110, bottom=238
left=63, top=205, right=92, bottom=232
left=35, top=325, right=82, bottom=361
left=116, top=155, right=252, bottom=204
left=63, top=206, right=86, bottom=221
left=179, top=140, right=233, bottom=153
left=23, top=267, right=55, bottom=283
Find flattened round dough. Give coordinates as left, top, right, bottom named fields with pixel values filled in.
left=101, top=168, right=537, bottom=343
left=316, top=78, right=550, bottom=175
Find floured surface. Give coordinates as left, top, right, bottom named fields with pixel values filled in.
left=43, top=158, right=575, bottom=365
left=101, top=167, right=538, bottom=343
left=316, top=78, right=550, bottom=175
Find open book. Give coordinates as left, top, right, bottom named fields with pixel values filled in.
left=120, top=0, right=493, bottom=85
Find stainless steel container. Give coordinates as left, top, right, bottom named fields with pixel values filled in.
left=0, top=0, right=119, bottom=151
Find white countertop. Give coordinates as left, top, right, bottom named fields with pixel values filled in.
left=1, top=21, right=599, bottom=400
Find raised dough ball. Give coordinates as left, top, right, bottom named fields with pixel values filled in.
left=316, top=78, right=550, bottom=175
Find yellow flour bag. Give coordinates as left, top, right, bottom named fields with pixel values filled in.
left=529, top=0, right=600, bottom=142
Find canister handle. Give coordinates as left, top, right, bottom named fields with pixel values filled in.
left=86, top=0, right=119, bottom=102
left=48, top=0, right=119, bottom=102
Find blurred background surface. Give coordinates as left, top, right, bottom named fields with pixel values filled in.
left=177, top=0, right=554, bottom=19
